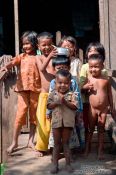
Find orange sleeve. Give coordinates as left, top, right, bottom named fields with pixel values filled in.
left=6, top=53, right=23, bottom=69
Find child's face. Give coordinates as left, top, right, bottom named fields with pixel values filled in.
left=56, top=75, right=70, bottom=94
left=38, top=38, right=53, bottom=56
left=54, top=64, right=70, bottom=73
left=61, top=40, right=75, bottom=57
left=22, top=37, right=35, bottom=54
left=88, top=47, right=99, bottom=58
left=88, top=59, right=104, bottom=77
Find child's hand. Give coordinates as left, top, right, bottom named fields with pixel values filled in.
left=46, top=115, right=51, bottom=121
left=48, top=48, right=58, bottom=59
left=0, top=67, right=8, bottom=72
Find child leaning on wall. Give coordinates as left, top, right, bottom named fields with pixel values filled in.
left=0, top=31, right=41, bottom=154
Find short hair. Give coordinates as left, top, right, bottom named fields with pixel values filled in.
left=88, top=53, right=104, bottom=63
left=37, top=32, right=53, bottom=44
left=21, top=31, right=38, bottom=50
left=85, top=42, right=105, bottom=61
left=56, top=69, right=71, bottom=80
left=52, top=56, right=70, bottom=67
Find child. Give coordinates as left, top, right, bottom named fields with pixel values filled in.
left=47, top=56, right=82, bottom=162
left=47, top=69, right=79, bottom=173
left=0, top=31, right=41, bottom=154
left=80, top=42, right=108, bottom=144
left=84, top=54, right=114, bottom=160
left=35, top=32, right=58, bottom=156
left=58, top=36, right=84, bottom=151
left=58, top=35, right=82, bottom=83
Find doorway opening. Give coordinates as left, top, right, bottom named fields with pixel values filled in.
left=2, top=0, right=99, bottom=57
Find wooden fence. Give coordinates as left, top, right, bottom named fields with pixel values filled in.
left=0, top=55, right=17, bottom=163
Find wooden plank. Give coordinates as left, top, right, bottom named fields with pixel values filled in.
left=99, top=0, right=110, bottom=69
left=14, top=0, right=19, bottom=55
left=2, top=75, right=17, bottom=162
left=56, top=31, right=61, bottom=46
left=0, top=82, right=2, bottom=163
left=109, top=0, right=116, bottom=69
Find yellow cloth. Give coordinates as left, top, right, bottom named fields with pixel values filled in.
left=35, top=93, right=51, bottom=151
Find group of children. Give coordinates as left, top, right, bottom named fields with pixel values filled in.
left=0, top=30, right=114, bottom=173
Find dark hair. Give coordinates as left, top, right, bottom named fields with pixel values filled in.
left=37, top=32, right=53, bottom=44
left=88, top=53, right=104, bottom=63
left=21, top=31, right=38, bottom=51
left=56, top=69, right=71, bottom=80
left=58, top=35, right=77, bottom=47
left=85, top=42, right=105, bottom=61
left=52, top=56, right=70, bottom=67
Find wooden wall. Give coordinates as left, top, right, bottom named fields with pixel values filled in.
left=99, top=0, right=116, bottom=116
left=0, top=55, right=17, bottom=163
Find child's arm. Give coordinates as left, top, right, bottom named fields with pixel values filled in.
left=82, top=80, right=94, bottom=91
left=63, top=98, right=77, bottom=110
left=0, top=55, right=21, bottom=71
left=62, top=93, right=78, bottom=110
left=47, top=102, right=60, bottom=110
left=36, top=49, right=57, bottom=72
left=71, top=79, right=83, bottom=112
left=107, top=78, right=114, bottom=116
left=47, top=91, right=61, bottom=110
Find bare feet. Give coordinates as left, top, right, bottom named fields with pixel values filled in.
left=27, top=142, right=36, bottom=151
left=35, top=150, right=45, bottom=157
left=98, top=152, right=105, bottom=160
left=50, top=165, right=59, bottom=174
left=65, top=165, right=73, bottom=173
left=7, top=143, right=18, bottom=154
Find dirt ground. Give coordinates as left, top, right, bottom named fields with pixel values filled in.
left=4, top=133, right=116, bottom=175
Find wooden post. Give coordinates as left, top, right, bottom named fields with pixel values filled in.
left=99, top=0, right=110, bottom=69
left=14, top=0, right=19, bottom=55
left=56, top=31, right=61, bottom=46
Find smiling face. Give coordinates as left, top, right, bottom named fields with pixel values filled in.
left=56, top=75, right=70, bottom=94
left=88, top=59, right=104, bottom=77
left=22, top=37, right=35, bottom=55
left=88, top=46, right=99, bottom=58
left=60, top=40, right=75, bottom=57
left=38, top=38, right=53, bottom=57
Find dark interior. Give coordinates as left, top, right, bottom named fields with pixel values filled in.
left=2, top=0, right=99, bottom=56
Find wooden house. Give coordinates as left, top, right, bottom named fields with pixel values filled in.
left=0, top=0, right=116, bottom=163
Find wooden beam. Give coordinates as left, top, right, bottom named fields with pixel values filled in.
left=99, top=0, right=110, bottom=69
left=14, top=0, right=19, bottom=55
left=56, top=31, right=61, bottom=46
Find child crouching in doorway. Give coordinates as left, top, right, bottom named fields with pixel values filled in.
left=47, top=69, right=79, bottom=173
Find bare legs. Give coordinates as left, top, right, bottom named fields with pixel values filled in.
left=51, top=127, right=73, bottom=174
left=84, top=107, right=107, bottom=160
left=7, top=123, right=36, bottom=154
left=27, top=123, right=36, bottom=150
left=7, top=124, right=22, bottom=154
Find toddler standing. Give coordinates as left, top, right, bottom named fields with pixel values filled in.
left=47, top=69, right=79, bottom=173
